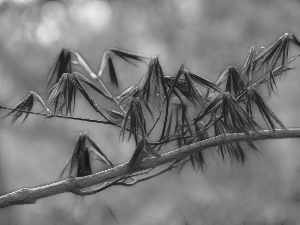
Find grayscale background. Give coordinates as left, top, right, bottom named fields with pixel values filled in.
left=0, top=0, right=300, bottom=224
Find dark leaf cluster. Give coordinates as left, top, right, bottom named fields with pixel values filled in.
left=3, top=33, right=300, bottom=180
left=61, top=132, right=114, bottom=178
left=4, top=91, right=49, bottom=124
left=120, top=97, right=147, bottom=143
left=47, top=72, right=108, bottom=118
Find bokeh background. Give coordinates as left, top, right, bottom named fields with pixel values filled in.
left=1, top=0, right=300, bottom=224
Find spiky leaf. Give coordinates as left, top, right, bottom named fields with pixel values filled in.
left=222, top=92, right=259, bottom=133
left=244, top=88, right=285, bottom=130
left=107, top=56, right=119, bottom=88
left=5, top=93, right=34, bottom=123
left=61, top=133, right=113, bottom=177
left=217, top=66, right=245, bottom=96
left=48, top=73, right=76, bottom=115
left=48, top=73, right=107, bottom=118
left=110, top=48, right=148, bottom=66
left=48, top=48, right=72, bottom=88
left=120, top=97, right=147, bottom=143
left=5, top=92, right=50, bottom=123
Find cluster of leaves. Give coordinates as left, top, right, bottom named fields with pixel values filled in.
left=2, top=33, right=300, bottom=184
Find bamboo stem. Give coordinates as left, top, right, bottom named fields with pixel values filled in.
left=1, top=128, right=300, bottom=209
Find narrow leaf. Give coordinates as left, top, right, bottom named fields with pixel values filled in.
left=86, top=135, right=114, bottom=167
left=75, top=73, right=112, bottom=100
left=61, top=133, right=92, bottom=178
left=110, top=48, right=148, bottom=66
left=47, top=48, right=72, bottom=87
left=4, top=93, right=34, bottom=123
left=188, top=72, right=221, bottom=92
left=72, top=52, right=97, bottom=79
left=120, top=97, right=147, bottom=143
left=107, top=56, right=119, bottom=88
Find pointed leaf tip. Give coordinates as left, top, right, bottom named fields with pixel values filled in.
left=48, top=48, right=73, bottom=88
left=61, top=132, right=114, bottom=178
left=107, top=56, right=119, bottom=88
left=4, top=93, right=35, bottom=124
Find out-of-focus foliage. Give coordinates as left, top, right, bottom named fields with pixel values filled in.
left=1, top=0, right=300, bottom=224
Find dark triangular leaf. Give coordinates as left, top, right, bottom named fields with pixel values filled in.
left=61, top=133, right=92, bottom=177
left=48, top=73, right=77, bottom=115
left=222, top=92, right=260, bottom=133
left=245, top=88, right=285, bottom=130
left=139, top=57, right=166, bottom=111
left=48, top=73, right=107, bottom=118
left=110, top=48, right=148, bottom=66
left=107, top=56, right=119, bottom=88
left=120, top=97, right=147, bottom=143
left=217, top=66, right=245, bottom=96
left=4, top=93, right=34, bottom=123
left=47, top=48, right=72, bottom=88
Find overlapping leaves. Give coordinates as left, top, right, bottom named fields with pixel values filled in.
left=48, top=48, right=73, bottom=87
left=216, top=66, right=245, bottom=97
left=4, top=91, right=49, bottom=124
left=214, top=119, right=247, bottom=163
left=55, top=33, right=299, bottom=177
left=48, top=72, right=108, bottom=118
left=139, top=57, right=167, bottom=109
left=61, top=132, right=114, bottom=178
left=242, top=33, right=300, bottom=94
left=241, top=88, right=285, bottom=130
left=4, top=33, right=300, bottom=180
left=120, top=97, right=147, bottom=143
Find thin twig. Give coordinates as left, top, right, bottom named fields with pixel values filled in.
left=1, top=105, right=117, bottom=126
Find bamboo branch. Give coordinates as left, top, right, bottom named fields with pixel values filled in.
left=1, top=128, right=300, bottom=209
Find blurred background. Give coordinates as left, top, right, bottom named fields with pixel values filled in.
left=1, top=0, right=300, bottom=224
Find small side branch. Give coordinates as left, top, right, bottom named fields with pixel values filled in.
left=1, top=105, right=116, bottom=125
left=1, top=128, right=300, bottom=209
